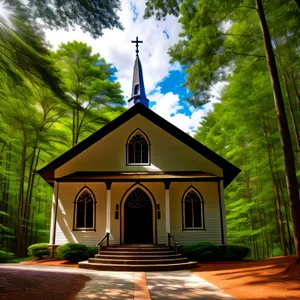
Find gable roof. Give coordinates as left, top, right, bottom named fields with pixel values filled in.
left=37, top=103, right=241, bottom=187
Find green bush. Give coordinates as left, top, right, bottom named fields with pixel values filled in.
left=56, top=243, right=96, bottom=262
left=0, top=250, right=14, bottom=262
left=86, top=246, right=98, bottom=258
left=180, top=241, right=221, bottom=261
left=221, top=245, right=251, bottom=261
left=180, top=242, right=250, bottom=262
left=27, top=243, right=50, bottom=259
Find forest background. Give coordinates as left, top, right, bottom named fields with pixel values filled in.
left=0, top=0, right=299, bottom=259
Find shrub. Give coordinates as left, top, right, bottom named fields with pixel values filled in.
left=180, top=241, right=222, bottom=261
left=28, top=243, right=50, bottom=259
left=180, top=242, right=250, bottom=262
left=221, top=245, right=251, bottom=261
left=56, top=243, right=96, bottom=262
left=86, top=246, right=98, bottom=258
left=0, top=250, right=14, bottom=262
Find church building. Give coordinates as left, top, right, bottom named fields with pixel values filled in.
left=37, top=38, right=240, bottom=270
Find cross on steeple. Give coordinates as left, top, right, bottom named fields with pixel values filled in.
left=131, top=37, right=143, bottom=55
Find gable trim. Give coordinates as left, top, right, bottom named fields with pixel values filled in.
left=37, top=103, right=240, bottom=187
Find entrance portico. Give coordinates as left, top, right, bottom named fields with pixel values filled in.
left=49, top=171, right=223, bottom=247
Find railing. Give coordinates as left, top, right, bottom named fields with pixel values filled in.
left=167, top=233, right=180, bottom=254
left=96, top=232, right=110, bottom=253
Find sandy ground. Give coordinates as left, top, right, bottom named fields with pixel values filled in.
left=21, top=258, right=79, bottom=268
left=0, top=267, right=89, bottom=300
left=10, top=256, right=300, bottom=300
left=193, top=255, right=300, bottom=300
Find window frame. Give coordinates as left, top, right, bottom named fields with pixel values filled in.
left=181, top=186, right=205, bottom=231
left=73, top=186, right=97, bottom=231
left=126, top=128, right=151, bottom=166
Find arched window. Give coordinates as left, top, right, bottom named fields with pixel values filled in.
left=127, top=129, right=150, bottom=165
left=182, top=187, right=204, bottom=230
left=134, top=84, right=140, bottom=95
left=74, top=187, right=96, bottom=230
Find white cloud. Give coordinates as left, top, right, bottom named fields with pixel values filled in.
left=44, top=0, right=181, bottom=99
left=44, top=0, right=222, bottom=135
left=150, top=91, right=214, bottom=134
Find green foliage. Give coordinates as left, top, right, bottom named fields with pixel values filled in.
left=9, top=0, right=123, bottom=38
left=0, top=9, right=65, bottom=99
left=54, top=41, right=125, bottom=146
left=180, top=242, right=250, bottom=261
left=85, top=246, right=98, bottom=258
left=56, top=243, right=96, bottom=262
left=220, top=245, right=251, bottom=261
left=27, top=243, right=50, bottom=259
left=180, top=242, right=222, bottom=261
left=144, top=0, right=182, bottom=20
left=0, top=250, right=15, bottom=262
left=151, top=0, right=300, bottom=259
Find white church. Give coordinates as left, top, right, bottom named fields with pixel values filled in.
left=37, top=38, right=240, bottom=270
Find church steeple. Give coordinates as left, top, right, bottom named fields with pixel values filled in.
left=128, top=37, right=149, bottom=109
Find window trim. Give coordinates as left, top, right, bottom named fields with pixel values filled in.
left=73, top=186, right=97, bottom=231
left=181, top=186, right=205, bottom=231
left=126, top=128, right=151, bottom=166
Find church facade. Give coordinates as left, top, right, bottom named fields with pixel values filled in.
left=38, top=40, right=240, bottom=249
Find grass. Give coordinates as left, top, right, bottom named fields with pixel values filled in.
left=1, top=256, right=32, bottom=263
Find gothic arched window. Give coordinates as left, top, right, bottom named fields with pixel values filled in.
left=182, top=187, right=204, bottom=230
left=127, top=129, right=150, bottom=165
left=74, top=187, right=96, bottom=230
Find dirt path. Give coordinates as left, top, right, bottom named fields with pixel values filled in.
left=193, top=255, right=300, bottom=300
left=0, top=268, right=88, bottom=300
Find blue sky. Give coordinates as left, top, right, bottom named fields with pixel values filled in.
left=45, top=0, right=213, bottom=134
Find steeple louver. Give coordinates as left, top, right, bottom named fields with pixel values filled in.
left=128, top=37, right=149, bottom=108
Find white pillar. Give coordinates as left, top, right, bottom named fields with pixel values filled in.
left=106, top=185, right=111, bottom=233
left=165, top=187, right=170, bottom=234
left=50, top=181, right=59, bottom=245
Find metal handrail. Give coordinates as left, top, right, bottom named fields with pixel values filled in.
left=96, top=232, right=110, bottom=253
left=167, top=233, right=180, bottom=254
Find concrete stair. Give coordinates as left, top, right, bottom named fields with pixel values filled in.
left=79, top=244, right=197, bottom=271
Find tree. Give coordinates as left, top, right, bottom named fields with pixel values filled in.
left=255, top=0, right=300, bottom=261
left=10, top=0, right=123, bottom=38
left=0, top=4, right=65, bottom=99
left=144, top=0, right=181, bottom=20
left=195, top=57, right=293, bottom=258
left=54, top=41, right=125, bottom=146
left=145, top=0, right=300, bottom=259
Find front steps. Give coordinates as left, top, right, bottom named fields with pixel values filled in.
left=79, top=245, right=197, bottom=271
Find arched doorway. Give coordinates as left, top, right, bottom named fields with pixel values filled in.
left=124, top=188, right=153, bottom=244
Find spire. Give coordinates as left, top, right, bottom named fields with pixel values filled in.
left=128, top=37, right=149, bottom=108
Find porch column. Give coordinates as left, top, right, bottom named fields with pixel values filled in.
left=49, top=181, right=59, bottom=257
left=105, top=182, right=112, bottom=233
left=164, top=181, right=171, bottom=234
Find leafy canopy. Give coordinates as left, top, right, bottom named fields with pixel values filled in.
left=13, top=0, right=123, bottom=38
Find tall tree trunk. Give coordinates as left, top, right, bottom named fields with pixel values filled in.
left=282, top=75, right=300, bottom=166
left=28, top=149, right=40, bottom=246
left=273, top=183, right=288, bottom=255
left=289, top=73, right=300, bottom=110
left=16, top=141, right=27, bottom=257
left=256, top=0, right=300, bottom=261
left=260, top=113, right=288, bottom=255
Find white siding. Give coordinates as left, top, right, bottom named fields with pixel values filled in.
left=55, top=114, right=222, bottom=178
left=170, top=182, right=223, bottom=245
left=52, top=181, right=225, bottom=247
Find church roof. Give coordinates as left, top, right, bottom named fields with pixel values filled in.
left=37, top=102, right=241, bottom=187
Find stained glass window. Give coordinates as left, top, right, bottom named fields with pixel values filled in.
left=183, top=189, right=204, bottom=229
left=128, top=131, right=149, bottom=164
left=74, top=190, right=96, bottom=229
